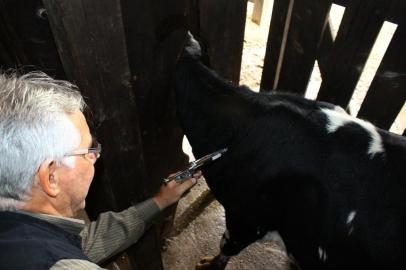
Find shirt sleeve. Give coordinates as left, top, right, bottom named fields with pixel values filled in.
left=50, top=259, right=106, bottom=269
left=80, top=198, right=161, bottom=264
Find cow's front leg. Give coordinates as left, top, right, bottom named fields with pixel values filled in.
left=196, top=211, right=262, bottom=270
left=195, top=229, right=233, bottom=270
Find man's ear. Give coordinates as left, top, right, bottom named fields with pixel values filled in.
left=38, top=160, right=60, bottom=198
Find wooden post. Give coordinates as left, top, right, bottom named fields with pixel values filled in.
left=119, top=1, right=189, bottom=266
left=317, top=0, right=394, bottom=108
left=261, top=0, right=331, bottom=94
left=252, top=0, right=273, bottom=32
left=43, top=0, right=188, bottom=269
left=0, top=0, right=65, bottom=77
left=199, top=0, right=248, bottom=84
left=252, top=0, right=264, bottom=25
left=43, top=0, right=148, bottom=214
left=317, top=22, right=335, bottom=82
left=357, top=1, right=406, bottom=129
left=260, top=0, right=292, bottom=91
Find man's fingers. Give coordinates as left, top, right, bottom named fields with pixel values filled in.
left=193, top=170, right=202, bottom=178
left=190, top=177, right=197, bottom=185
left=184, top=177, right=197, bottom=188
left=177, top=176, right=197, bottom=193
left=179, top=177, right=196, bottom=197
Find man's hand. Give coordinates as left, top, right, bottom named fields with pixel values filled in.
left=153, top=170, right=202, bottom=210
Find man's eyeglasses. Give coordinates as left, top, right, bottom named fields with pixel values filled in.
left=64, top=140, right=102, bottom=164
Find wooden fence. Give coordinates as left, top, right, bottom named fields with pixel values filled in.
left=261, top=0, right=406, bottom=133
left=187, top=0, right=406, bottom=134
left=0, top=0, right=405, bottom=269
left=0, top=0, right=190, bottom=269
left=189, top=0, right=406, bottom=135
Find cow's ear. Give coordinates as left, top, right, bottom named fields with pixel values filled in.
left=184, top=32, right=202, bottom=59
left=180, top=31, right=211, bottom=67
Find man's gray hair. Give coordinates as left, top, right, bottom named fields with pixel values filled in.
left=0, top=72, right=86, bottom=210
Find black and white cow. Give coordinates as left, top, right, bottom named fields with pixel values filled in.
left=174, top=36, right=406, bottom=270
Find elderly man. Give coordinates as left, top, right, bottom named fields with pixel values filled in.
left=0, top=72, right=200, bottom=269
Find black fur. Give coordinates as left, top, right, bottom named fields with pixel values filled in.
left=174, top=37, right=406, bottom=270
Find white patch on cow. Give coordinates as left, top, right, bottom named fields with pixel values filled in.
left=348, top=226, right=354, bottom=235
left=346, top=211, right=357, bottom=225
left=220, top=230, right=230, bottom=249
left=224, top=229, right=230, bottom=240
left=220, top=237, right=227, bottom=249
left=261, top=231, right=282, bottom=242
left=259, top=231, right=287, bottom=252
left=261, top=231, right=276, bottom=241
left=321, top=108, right=384, bottom=157
left=318, top=246, right=328, bottom=262
left=334, top=105, right=347, bottom=113
left=346, top=211, right=356, bottom=235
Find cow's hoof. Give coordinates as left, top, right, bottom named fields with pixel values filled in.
left=196, top=256, right=215, bottom=270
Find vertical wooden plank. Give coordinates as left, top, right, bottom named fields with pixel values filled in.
left=42, top=1, right=159, bottom=269
left=186, top=0, right=200, bottom=35
left=260, top=0, right=292, bottom=91
left=119, top=2, right=189, bottom=268
left=252, top=0, right=264, bottom=24
left=386, top=0, right=403, bottom=24
left=0, top=9, right=18, bottom=67
left=0, top=34, right=15, bottom=67
left=120, top=0, right=188, bottom=197
left=199, top=0, right=247, bottom=84
left=332, top=0, right=348, bottom=6
left=317, top=21, right=334, bottom=81
left=317, top=0, right=393, bottom=108
left=43, top=0, right=147, bottom=215
left=357, top=7, right=406, bottom=129
left=276, top=0, right=332, bottom=95
left=261, top=0, right=332, bottom=94
left=0, top=0, right=65, bottom=77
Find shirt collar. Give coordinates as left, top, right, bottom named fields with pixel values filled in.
left=16, top=210, right=85, bottom=235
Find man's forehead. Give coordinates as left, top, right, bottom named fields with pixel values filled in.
left=67, top=111, right=91, bottom=145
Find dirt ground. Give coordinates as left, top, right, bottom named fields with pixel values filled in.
left=162, top=2, right=405, bottom=270
left=162, top=177, right=291, bottom=270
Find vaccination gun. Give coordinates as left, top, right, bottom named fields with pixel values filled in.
left=163, top=148, right=228, bottom=184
